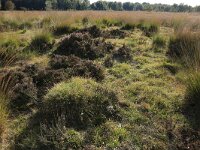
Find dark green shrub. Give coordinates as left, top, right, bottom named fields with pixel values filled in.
left=112, top=45, right=132, bottom=62
left=43, top=77, right=120, bottom=129
left=121, top=23, right=135, bottom=30
left=54, top=33, right=112, bottom=60
left=153, top=35, right=166, bottom=48
left=49, top=55, right=105, bottom=81
left=30, top=33, right=54, bottom=54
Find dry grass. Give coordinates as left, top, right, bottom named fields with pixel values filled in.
left=0, top=11, right=200, bottom=30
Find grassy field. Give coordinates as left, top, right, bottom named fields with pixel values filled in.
left=0, top=11, right=200, bottom=149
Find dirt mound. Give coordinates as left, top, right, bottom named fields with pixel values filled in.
left=50, top=55, right=104, bottom=81
left=54, top=32, right=114, bottom=60
left=103, top=29, right=126, bottom=39
left=3, top=69, right=38, bottom=111
left=78, top=25, right=102, bottom=38
left=113, top=45, right=132, bottom=62
left=34, top=69, right=68, bottom=98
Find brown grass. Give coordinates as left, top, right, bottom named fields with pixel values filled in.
left=0, top=11, right=200, bottom=30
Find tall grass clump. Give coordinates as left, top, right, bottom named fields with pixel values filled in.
left=43, top=77, right=120, bottom=129
left=184, top=73, right=200, bottom=129
left=0, top=48, right=18, bottom=67
left=53, top=24, right=78, bottom=36
left=30, top=32, right=54, bottom=54
left=0, top=93, right=9, bottom=143
left=153, top=35, right=166, bottom=48
left=39, top=118, right=83, bottom=149
left=98, top=19, right=123, bottom=28
left=137, top=22, right=159, bottom=37
left=121, top=23, right=135, bottom=30
left=168, top=31, right=200, bottom=70
left=82, top=17, right=89, bottom=27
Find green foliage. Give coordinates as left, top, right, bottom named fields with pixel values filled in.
left=0, top=47, right=18, bottom=67
left=168, top=32, right=200, bottom=69
left=0, top=0, right=198, bottom=12
left=0, top=93, right=8, bottom=142
left=86, top=121, right=128, bottom=148
left=184, top=73, right=200, bottom=129
left=162, top=62, right=179, bottom=74
left=39, top=121, right=83, bottom=149
left=82, top=17, right=89, bottom=27
left=109, top=63, right=133, bottom=78
left=168, top=35, right=183, bottom=57
left=30, top=33, right=54, bottom=54
left=44, top=77, right=120, bottom=129
left=98, top=19, right=123, bottom=27
left=153, top=35, right=166, bottom=48
left=138, top=23, right=159, bottom=37
left=53, top=24, right=78, bottom=36
left=121, top=23, right=135, bottom=30
left=5, top=0, right=15, bottom=10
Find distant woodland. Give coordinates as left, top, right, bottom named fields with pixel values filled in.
left=1, top=0, right=200, bottom=12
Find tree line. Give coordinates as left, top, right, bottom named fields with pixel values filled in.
left=1, top=0, right=200, bottom=12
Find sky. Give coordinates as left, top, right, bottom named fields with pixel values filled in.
left=90, top=0, right=200, bottom=7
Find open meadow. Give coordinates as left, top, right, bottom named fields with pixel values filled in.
left=0, top=11, right=200, bottom=149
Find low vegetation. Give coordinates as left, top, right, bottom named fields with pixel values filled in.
left=0, top=11, right=200, bottom=149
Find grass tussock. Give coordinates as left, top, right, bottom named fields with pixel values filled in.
left=137, top=22, right=159, bottom=37
left=153, top=35, right=166, bottom=48
left=168, top=31, right=200, bottom=70
left=0, top=93, right=9, bottom=143
left=184, top=73, right=200, bottom=129
left=30, top=32, right=54, bottom=54
left=43, top=77, right=120, bottom=129
left=53, top=24, right=78, bottom=36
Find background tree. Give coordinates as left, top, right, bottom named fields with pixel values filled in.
left=123, top=2, right=134, bottom=11
left=5, top=0, right=15, bottom=10
left=0, top=0, right=199, bottom=12
left=91, top=1, right=108, bottom=10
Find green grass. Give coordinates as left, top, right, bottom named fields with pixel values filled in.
left=0, top=16, right=197, bottom=149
